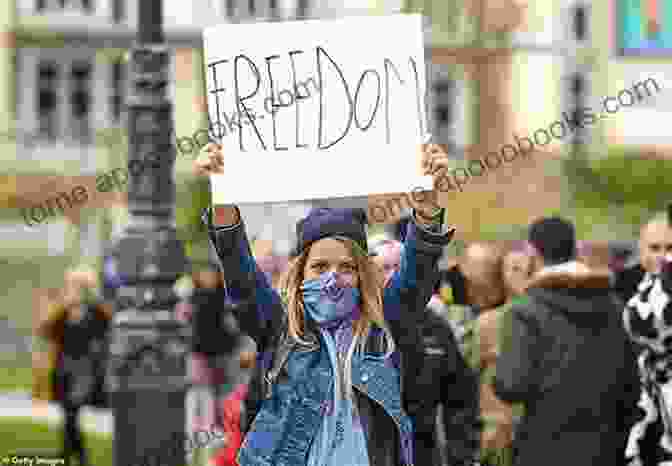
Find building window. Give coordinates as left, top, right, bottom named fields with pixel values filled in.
left=249, top=0, right=256, bottom=16
left=113, top=0, right=125, bottom=23
left=37, top=61, right=59, bottom=141
left=66, top=0, right=93, bottom=12
left=110, top=59, right=126, bottom=124
left=296, top=0, right=309, bottom=19
left=36, top=0, right=61, bottom=11
left=36, top=0, right=93, bottom=13
left=432, top=78, right=457, bottom=154
left=69, top=61, right=92, bottom=145
left=226, top=0, right=235, bottom=18
left=13, top=50, right=20, bottom=119
left=434, top=81, right=453, bottom=124
left=572, top=5, right=587, bottom=42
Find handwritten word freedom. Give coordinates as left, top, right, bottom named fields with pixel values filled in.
left=207, top=46, right=426, bottom=152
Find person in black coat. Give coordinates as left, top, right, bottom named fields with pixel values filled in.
left=372, top=239, right=479, bottom=466
left=189, top=262, right=244, bottom=430
left=416, top=296, right=480, bottom=466
left=493, top=217, right=640, bottom=466
left=38, top=268, right=111, bottom=466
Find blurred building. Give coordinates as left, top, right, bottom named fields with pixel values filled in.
left=0, top=0, right=357, bottom=333
left=2, top=0, right=670, bottom=330
left=377, top=0, right=672, bottom=241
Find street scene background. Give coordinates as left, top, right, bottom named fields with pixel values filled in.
left=1, top=0, right=671, bottom=464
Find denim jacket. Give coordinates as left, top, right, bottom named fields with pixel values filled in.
left=203, top=208, right=454, bottom=466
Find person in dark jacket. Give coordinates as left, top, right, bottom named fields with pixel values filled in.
left=38, top=267, right=111, bottom=466
left=194, top=142, right=455, bottom=466
left=417, top=295, right=480, bottom=466
left=188, top=263, right=243, bottom=432
left=372, top=238, right=479, bottom=466
left=493, top=217, right=640, bottom=466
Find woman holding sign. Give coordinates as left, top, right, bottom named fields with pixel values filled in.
left=193, top=142, right=455, bottom=466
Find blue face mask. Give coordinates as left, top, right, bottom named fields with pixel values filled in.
left=301, top=271, right=361, bottom=328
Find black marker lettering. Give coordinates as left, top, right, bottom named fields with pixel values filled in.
left=288, top=50, right=308, bottom=149
left=233, top=54, right=267, bottom=151
left=353, top=69, right=381, bottom=131
left=264, top=54, right=288, bottom=151
left=316, top=46, right=354, bottom=150
left=409, top=57, right=425, bottom=138
left=384, top=58, right=405, bottom=144
left=207, top=60, right=228, bottom=140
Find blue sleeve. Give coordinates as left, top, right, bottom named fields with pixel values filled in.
left=202, top=207, right=285, bottom=352
left=383, top=211, right=455, bottom=324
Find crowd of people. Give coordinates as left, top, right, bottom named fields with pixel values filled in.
left=31, top=140, right=672, bottom=466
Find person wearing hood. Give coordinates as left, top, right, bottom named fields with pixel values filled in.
left=193, top=142, right=455, bottom=466
left=493, top=217, right=640, bottom=466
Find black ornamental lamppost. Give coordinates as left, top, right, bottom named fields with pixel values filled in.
left=569, top=2, right=589, bottom=159
left=107, top=1, right=189, bottom=465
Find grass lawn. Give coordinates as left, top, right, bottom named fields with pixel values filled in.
left=0, top=417, right=207, bottom=466
left=0, top=365, right=33, bottom=393
left=0, top=417, right=112, bottom=465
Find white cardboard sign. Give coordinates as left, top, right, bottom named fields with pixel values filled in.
left=203, top=14, right=432, bottom=205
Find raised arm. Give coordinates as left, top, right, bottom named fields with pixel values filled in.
left=381, top=210, right=454, bottom=400
left=194, top=144, right=285, bottom=353
left=383, top=142, right=457, bottom=315
left=402, top=211, right=453, bottom=300
left=202, top=206, right=285, bottom=353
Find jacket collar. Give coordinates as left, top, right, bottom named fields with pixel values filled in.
left=526, top=260, right=613, bottom=291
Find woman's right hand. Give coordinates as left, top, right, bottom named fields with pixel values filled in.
left=194, top=142, right=240, bottom=225
left=193, top=142, right=225, bottom=178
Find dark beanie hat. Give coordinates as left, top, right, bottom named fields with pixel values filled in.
left=528, top=217, right=576, bottom=265
left=295, top=207, right=368, bottom=255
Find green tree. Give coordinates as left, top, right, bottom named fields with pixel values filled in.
left=563, top=145, right=672, bottom=238
left=175, top=177, right=211, bottom=258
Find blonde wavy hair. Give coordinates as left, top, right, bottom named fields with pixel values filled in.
left=277, top=237, right=396, bottom=392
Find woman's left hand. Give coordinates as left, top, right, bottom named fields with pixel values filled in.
left=422, top=143, right=452, bottom=180
left=415, top=143, right=451, bottom=221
